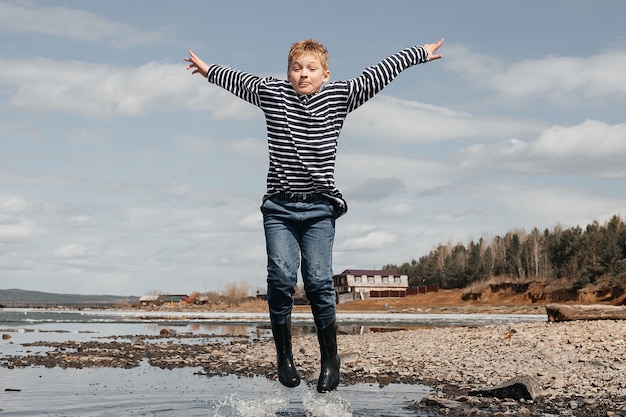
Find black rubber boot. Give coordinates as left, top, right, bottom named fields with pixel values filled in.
left=316, top=319, right=340, bottom=393
left=271, top=319, right=301, bottom=388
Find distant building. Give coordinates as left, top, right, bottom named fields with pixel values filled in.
left=139, top=294, right=159, bottom=307
left=157, top=294, right=190, bottom=306
left=139, top=294, right=189, bottom=307
left=333, top=269, right=409, bottom=302
left=194, top=293, right=209, bottom=305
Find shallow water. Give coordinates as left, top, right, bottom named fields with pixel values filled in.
left=0, top=365, right=432, bottom=416
left=0, top=308, right=546, bottom=331
left=0, top=309, right=546, bottom=416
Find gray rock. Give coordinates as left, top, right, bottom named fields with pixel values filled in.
left=468, top=376, right=543, bottom=401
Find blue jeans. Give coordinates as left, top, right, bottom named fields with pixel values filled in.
left=261, top=195, right=337, bottom=328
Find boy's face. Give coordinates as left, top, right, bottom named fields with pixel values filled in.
left=287, top=53, right=330, bottom=96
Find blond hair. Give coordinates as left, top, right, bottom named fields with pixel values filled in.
left=288, top=39, right=329, bottom=70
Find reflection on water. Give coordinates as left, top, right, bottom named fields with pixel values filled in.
left=0, top=365, right=432, bottom=417
left=0, top=308, right=547, bottom=340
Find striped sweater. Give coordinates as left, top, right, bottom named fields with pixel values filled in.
left=206, top=45, right=429, bottom=216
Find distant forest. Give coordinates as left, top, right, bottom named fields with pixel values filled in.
left=384, top=214, right=626, bottom=290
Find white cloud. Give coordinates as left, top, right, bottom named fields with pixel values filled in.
left=458, top=119, right=626, bottom=177
left=379, top=202, right=412, bottom=217
left=54, top=243, right=87, bottom=259
left=0, top=196, right=34, bottom=213
left=534, top=120, right=626, bottom=159
left=0, top=196, right=44, bottom=242
left=0, top=218, right=41, bottom=241
left=338, top=229, right=397, bottom=252
left=239, top=212, right=262, bottom=230
left=492, top=51, right=626, bottom=100
left=344, top=95, right=544, bottom=142
left=446, top=44, right=626, bottom=103
left=0, top=57, right=260, bottom=120
left=0, top=1, right=165, bottom=46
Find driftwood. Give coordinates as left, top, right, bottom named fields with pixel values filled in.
left=546, top=304, right=626, bottom=322
left=468, top=376, right=543, bottom=401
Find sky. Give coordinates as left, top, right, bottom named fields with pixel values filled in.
left=1, top=0, right=625, bottom=297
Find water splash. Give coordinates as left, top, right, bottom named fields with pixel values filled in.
left=210, top=384, right=353, bottom=417
left=302, top=387, right=352, bottom=417
left=212, top=386, right=290, bottom=417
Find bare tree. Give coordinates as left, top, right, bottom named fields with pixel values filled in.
left=223, top=281, right=251, bottom=305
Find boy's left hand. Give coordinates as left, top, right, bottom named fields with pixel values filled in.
left=424, top=38, right=444, bottom=61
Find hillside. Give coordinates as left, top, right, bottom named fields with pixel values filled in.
left=334, top=279, right=626, bottom=314
left=0, top=288, right=138, bottom=305
left=3, top=279, right=625, bottom=313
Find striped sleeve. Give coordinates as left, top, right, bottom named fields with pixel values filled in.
left=346, top=46, right=429, bottom=112
left=206, top=65, right=270, bottom=106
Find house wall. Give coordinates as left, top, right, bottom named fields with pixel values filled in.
left=341, top=274, right=408, bottom=292
left=333, top=272, right=409, bottom=298
left=337, top=292, right=370, bottom=304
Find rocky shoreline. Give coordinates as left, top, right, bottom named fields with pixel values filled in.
left=2, top=319, right=626, bottom=416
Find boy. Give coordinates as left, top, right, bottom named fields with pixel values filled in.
left=185, top=38, right=444, bottom=392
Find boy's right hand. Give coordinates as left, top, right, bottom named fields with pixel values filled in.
left=185, top=50, right=209, bottom=77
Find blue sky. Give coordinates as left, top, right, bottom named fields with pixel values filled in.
left=1, top=0, right=625, bottom=296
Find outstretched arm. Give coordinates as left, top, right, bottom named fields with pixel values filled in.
left=344, top=39, right=444, bottom=112
left=423, top=38, right=445, bottom=61
left=184, top=50, right=209, bottom=77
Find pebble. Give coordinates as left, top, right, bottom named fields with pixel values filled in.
left=2, top=320, right=626, bottom=415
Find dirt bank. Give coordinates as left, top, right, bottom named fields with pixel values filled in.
left=328, top=281, right=626, bottom=316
